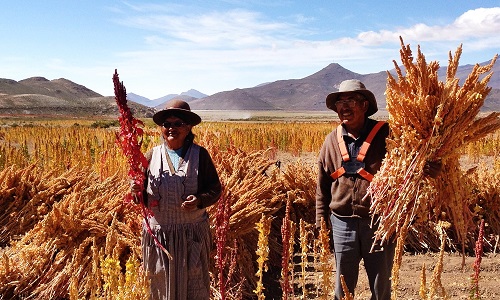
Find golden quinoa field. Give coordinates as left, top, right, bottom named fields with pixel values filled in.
left=0, top=118, right=499, bottom=299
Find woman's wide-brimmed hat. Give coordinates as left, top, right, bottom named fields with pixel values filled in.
left=152, top=99, right=201, bottom=126
left=325, top=79, right=378, bottom=116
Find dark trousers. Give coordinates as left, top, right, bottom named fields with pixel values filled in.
left=330, top=214, right=396, bottom=300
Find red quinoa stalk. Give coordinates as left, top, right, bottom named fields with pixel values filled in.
left=112, top=69, right=172, bottom=260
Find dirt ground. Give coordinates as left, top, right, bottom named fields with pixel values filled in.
left=353, top=253, right=500, bottom=299
left=267, top=252, right=500, bottom=299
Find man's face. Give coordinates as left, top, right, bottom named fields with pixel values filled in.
left=334, top=92, right=369, bottom=127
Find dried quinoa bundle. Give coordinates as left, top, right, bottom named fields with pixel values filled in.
left=0, top=168, right=142, bottom=299
left=368, top=37, right=499, bottom=293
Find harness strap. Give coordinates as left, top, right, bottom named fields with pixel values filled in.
left=357, top=121, right=386, bottom=162
left=330, top=167, right=346, bottom=180
left=330, top=121, right=386, bottom=181
left=336, top=125, right=350, bottom=161
left=357, top=168, right=374, bottom=181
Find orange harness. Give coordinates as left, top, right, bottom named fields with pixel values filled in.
left=330, top=121, right=386, bottom=182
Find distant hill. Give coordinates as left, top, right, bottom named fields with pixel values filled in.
left=437, top=60, right=500, bottom=89
left=0, top=77, right=154, bottom=118
left=0, top=77, right=102, bottom=99
left=127, top=93, right=153, bottom=107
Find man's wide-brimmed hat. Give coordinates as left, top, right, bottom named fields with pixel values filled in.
left=152, top=99, right=201, bottom=126
left=325, top=79, right=378, bottom=116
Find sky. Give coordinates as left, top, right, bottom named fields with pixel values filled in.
left=1, top=1, right=499, bottom=100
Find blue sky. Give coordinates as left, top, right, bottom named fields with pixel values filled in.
left=1, top=1, right=499, bottom=99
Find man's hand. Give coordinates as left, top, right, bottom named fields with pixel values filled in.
left=423, top=160, right=442, bottom=179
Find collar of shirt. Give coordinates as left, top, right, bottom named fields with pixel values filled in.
left=341, top=118, right=376, bottom=160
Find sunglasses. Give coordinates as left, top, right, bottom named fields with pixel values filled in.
left=335, top=98, right=364, bottom=109
left=162, top=121, right=187, bottom=128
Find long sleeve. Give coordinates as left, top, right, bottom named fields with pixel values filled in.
left=196, top=147, right=222, bottom=208
left=316, top=144, right=333, bottom=228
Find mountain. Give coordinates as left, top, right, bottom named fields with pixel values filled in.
left=189, top=64, right=387, bottom=111
left=189, top=61, right=500, bottom=113
left=154, top=95, right=197, bottom=110
left=180, top=89, right=207, bottom=99
left=0, top=77, right=154, bottom=118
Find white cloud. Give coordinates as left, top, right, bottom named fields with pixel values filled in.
left=109, top=6, right=500, bottom=98
left=123, top=6, right=313, bottom=48
left=453, top=7, right=500, bottom=36
left=353, top=7, right=500, bottom=44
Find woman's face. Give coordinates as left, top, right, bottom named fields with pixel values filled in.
left=161, top=116, right=192, bottom=149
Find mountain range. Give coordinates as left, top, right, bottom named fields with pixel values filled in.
left=0, top=61, right=499, bottom=118
left=186, top=62, right=500, bottom=113
left=128, top=89, right=207, bottom=109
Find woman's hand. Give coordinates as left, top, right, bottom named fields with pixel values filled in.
left=130, top=180, right=142, bottom=194
left=181, top=195, right=200, bottom=211
left=129, top=180, right=143, bottom=204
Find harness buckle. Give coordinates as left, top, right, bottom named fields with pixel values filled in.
left=341, top=161, right=365, bottom=175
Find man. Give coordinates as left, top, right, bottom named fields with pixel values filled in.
left=315, top=79, right=439, bottom=299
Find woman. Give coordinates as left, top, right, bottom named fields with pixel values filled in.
left=140, top=99, right=222, bottom=300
